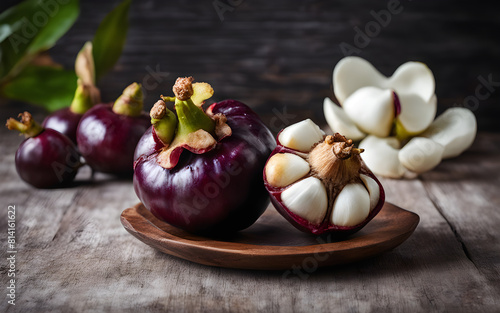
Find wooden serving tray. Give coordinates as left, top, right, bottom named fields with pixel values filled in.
left=120, top=202, right=419, bottom=270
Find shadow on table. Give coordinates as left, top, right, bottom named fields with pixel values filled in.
left=69, top=166, right=135, bottom=188
left=145, top=225, right=475, bottom=283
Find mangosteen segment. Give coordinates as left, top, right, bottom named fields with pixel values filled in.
left=277, top=119, right=324, bottom=152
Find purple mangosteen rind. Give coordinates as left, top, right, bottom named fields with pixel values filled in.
left=263, top=138, right=385, bottom=236
left=15, top=129, right=80, bottom=189
left=42, top=108, right=83, bottom=144
left=133, top=126, right=166, bottom=162
left=42, top=76, right=101, bottom=144
left=77, top=103, right=150, bottom=175
left=134, top=99, right=275, bottom=235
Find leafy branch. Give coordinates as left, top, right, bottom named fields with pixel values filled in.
left=0, top=0, right=131, bottom=111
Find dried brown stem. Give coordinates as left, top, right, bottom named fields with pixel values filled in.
left=150, top=100, right=167, bottom=120
left=173, top=77, right=194, bottom=101
left=308, top=133, right=363, bottom=188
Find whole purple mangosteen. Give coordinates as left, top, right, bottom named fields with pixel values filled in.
left=77, top=83, right=150, bottom=176
left=133, top=77, right=275, bottom=235
left=6, top=112, right=81, bottom=188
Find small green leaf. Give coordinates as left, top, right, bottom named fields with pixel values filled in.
left=27, top=0, right=80, bottom=54
left=0, top=0, right=80, bottom=80
left=92, top=0, right=131, bottom=81
left=1, top=65, right=77, bottom=112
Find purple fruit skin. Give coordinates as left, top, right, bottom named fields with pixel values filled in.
left=133, top=100, right=275, bottom=235
left=15, top=129, right=80, bottom=188
left=42, top=108, right=82, bottom=144
left=77, top=104, right=150, bottom=175
left=133, top=126, right=165, bottom=162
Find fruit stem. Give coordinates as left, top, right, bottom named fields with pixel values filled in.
left=308, top=133, right=363, bottom=186
left=69, top=79, right=100, bottom=114
left=5, top=112, right=43, bottom=138
left=166, top=77, right=215, bottom=139
left=112, top=82, right=144, bottom=117
left=150, top=100, right=178, bottom=145
left=325, top=134, right=364, bottom=159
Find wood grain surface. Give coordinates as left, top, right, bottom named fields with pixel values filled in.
left=0, top=108, right=499, bottom=312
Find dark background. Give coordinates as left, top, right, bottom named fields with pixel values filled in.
left=2, top=0, right=499, bottom=132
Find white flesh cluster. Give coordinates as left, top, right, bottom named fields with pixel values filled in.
left=267, top=120, right=380, bottom=227
left=331, top=57, right=437, bottom=138
left=325, top=57, right=477, bottom=178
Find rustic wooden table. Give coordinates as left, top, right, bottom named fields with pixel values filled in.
left=0, top=107, right=499, bottom=312
left=1, top=0, right=499, bottom=311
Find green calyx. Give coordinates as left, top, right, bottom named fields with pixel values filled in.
left=70, top=42, right=101, bottom=114
left=150, top=100, right=178, bottom=145
left=69, top=79, right=99, bottom=114
left=160, top=77, right=216, bottom=141
left=5, top=112, right=43, bottom=138
left=173, top=97, right=215, bottom=139
left=112, top=82, right=144, bottom=117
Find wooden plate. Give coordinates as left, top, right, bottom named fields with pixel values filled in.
left=120, top=202, right=419, bottom=270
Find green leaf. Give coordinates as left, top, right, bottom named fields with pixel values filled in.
left=0, top=0, right=80, bottom=81
left=27, top=0, right=80, bottom=54
left=0, top=0, right=39, bottom=26
left=1, top=65, right=77, bottom=112
left=92, top=0, right=131, bottom=81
